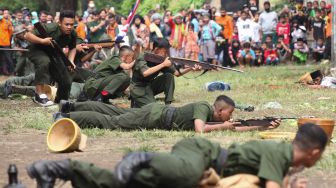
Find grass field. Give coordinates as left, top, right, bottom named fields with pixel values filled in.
left=0, top=64, right=336, bottom=187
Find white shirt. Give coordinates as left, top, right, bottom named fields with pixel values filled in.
left=251, top=21, right=261, bottom=43
left=236, top=18, right=254, bottom=42
left=259, top=11, right=278, bottom=34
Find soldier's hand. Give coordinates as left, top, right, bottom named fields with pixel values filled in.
left=222, top=121, right=241, bottom=130
left=290, top=177, right=308, bottom=188
left=94, top=45, right=102, bottom=51
left=268, top=119, right=281, bottom=129
left=40, top=37, right=53, bottom=46
left=162, top=57, right=172, bottom=67
left=192, top=64, right=202, bottom=71
left=76, top=44, right=89, bottom=52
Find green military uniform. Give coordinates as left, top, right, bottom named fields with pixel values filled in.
left=83, top=56, right=130, bottom=100
left=223, top=140, right=293, bottom=186
left=66, top=138, right=293, bottom=188
left=28, top=23, right=77, bottom=102
left=69, top=101, right=213, bottom=130
left=87, top=20, right=107, bottom=42
left=0, top=74, right=87, bottom=100
left=130, top=54, right=176, bottom=108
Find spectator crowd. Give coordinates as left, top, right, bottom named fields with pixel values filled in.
left=0, top=0, right=333, bottom=75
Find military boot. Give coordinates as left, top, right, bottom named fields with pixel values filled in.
left=26, top=159, right=73, bottom=188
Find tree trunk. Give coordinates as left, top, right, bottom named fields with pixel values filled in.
left=44, top=0, right=78, bottom=15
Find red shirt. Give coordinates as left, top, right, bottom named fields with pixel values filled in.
left=276, top=23, right=290, bottom=44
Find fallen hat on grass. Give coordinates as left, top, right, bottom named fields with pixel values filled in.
left=47, top=118, right=87, bottom=153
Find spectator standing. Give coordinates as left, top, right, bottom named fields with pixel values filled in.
left=251, top=13, right=262, bottom=47
left=311, top=9, right=325, bottom=42
left=106, top=14, right=119, bottom=41
left=130, top=15, right=150, bottom=52
left=12, top=10, right=24, bottom=28
left=168, top=14, right=186, bottom=58
left=215, top=8, right=233, bottom=66
left=39, top=10, right=48, bottom=24
left=248, top=0, right=259, bottom=17
left=199, top=13, right=221, bottom=64
left=259, top=1, right=278, bottom=44
left=149, top=13, right=165, bottom=49
left=76, top=14, right=87, bottom=40
left=323, top=4, right=332, bottom=60
left=186, top=11, right=199, bottom=33
left=0, top=8, right=14, bottom=75
left=276, top=15, right=290, bottom=45
left=236, top=11, right=253, bottom=43
left=47, top=13, right=53, bottom=23
left=184, top=23, right=199, bottom=61
left=87, top=9, right=107, bottom=42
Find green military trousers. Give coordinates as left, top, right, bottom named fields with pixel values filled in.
left=0, top=74, right=35, bottom=97
left=70, top=102, right=154, bottom=130
left=131, top=73, right=175, bottom=108
left=69, top=137, right=221, bottom=188
left=83, top=72, right=130, bottom=99
left=72, top=101, right=132, bottom=115
left=28, top=48, right=72, bottom=102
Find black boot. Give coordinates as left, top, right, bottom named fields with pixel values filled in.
left=26, top=159, right=73, bottom=188
left=59, top=100, right=75, bottom=114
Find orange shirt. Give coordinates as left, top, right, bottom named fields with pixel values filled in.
left=76, top=21, right=86, bottom=40
left=107, top=23, right=119, bottom=40
left=215, top=15, right=233, bottom=40
left=325, top=12, right=332, bottom=37
left=0, top=18, right=13, bottom=46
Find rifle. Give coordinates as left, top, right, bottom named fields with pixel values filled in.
left=143, top=52, right=244, bottom=73
left=83, top=39, right=116, bottom=48
left=0, top=48, right=29, bottom=52
left=34, top=22, right=75, bottom=69
left=206, top=117, right=312, bottom=127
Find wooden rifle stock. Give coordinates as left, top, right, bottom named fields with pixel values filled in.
left=143, top=52, right=243, bottom=73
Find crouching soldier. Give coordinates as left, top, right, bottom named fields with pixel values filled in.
left=80, top=46, right=135, bottom=103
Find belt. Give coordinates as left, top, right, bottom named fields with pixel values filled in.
left=214, top=148, right=228, bottom=174
left=163, top=107, right=176, bottom=130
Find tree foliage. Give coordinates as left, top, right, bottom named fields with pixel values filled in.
left=0, top=0, right=206, bottom=15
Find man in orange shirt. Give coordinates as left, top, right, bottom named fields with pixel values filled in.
left=215, top=8, right=233, bottom=66
left=324, top=4, right=332, bottom=60
left=0, top=8, right=14, bottom=75
left=75, top=14, right=86, bottom=40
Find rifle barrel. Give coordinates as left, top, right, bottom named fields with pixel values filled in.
left=0, top=48, right=29, bottom=52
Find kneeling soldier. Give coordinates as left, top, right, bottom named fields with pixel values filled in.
left=81, top=46, right=135, bottom=103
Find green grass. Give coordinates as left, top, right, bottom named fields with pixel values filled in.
left=1, top=64, right=336, bottom=177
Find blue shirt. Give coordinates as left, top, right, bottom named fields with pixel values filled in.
left=201, top=20, right=221, bottom=40
left=240, top=49, right=256, bottom=60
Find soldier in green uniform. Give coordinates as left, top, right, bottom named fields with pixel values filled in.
left=27, top=123, right=328, bottom=188
left=80, top=46, right=135, bottom=103
left=87, top=10, right=108, bottom=42
left=130, top=38, right=193, bottom=108
left=55, top=95, right=279, bottom=132
left=24, top=10, right=77, bottom=106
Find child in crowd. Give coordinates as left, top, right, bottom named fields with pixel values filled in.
left=232, top=26, right=239, bottom=41
left=253, top=46, right=264, bottom=66
left=184, top=23, right=199, bottom=61
left=264, top=43, right=279, bottom=65
left=215, top=30, right=226, bottom=66
left=238, top=42, right=255, bottom=67
left=251, top=13, right=262, bottom=47
left=276, top=35, right=292, bottom=64
left=228, top=39, right=241, bottom=66
left=312, top=38, right=325, bottom=63
left=293, top=38, right=309, bottom=64
left=264, top=35, right=274, bottom=48
left=311, top=9, right=325, bottom=42
left=276, top=15, right=290, bottom=45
